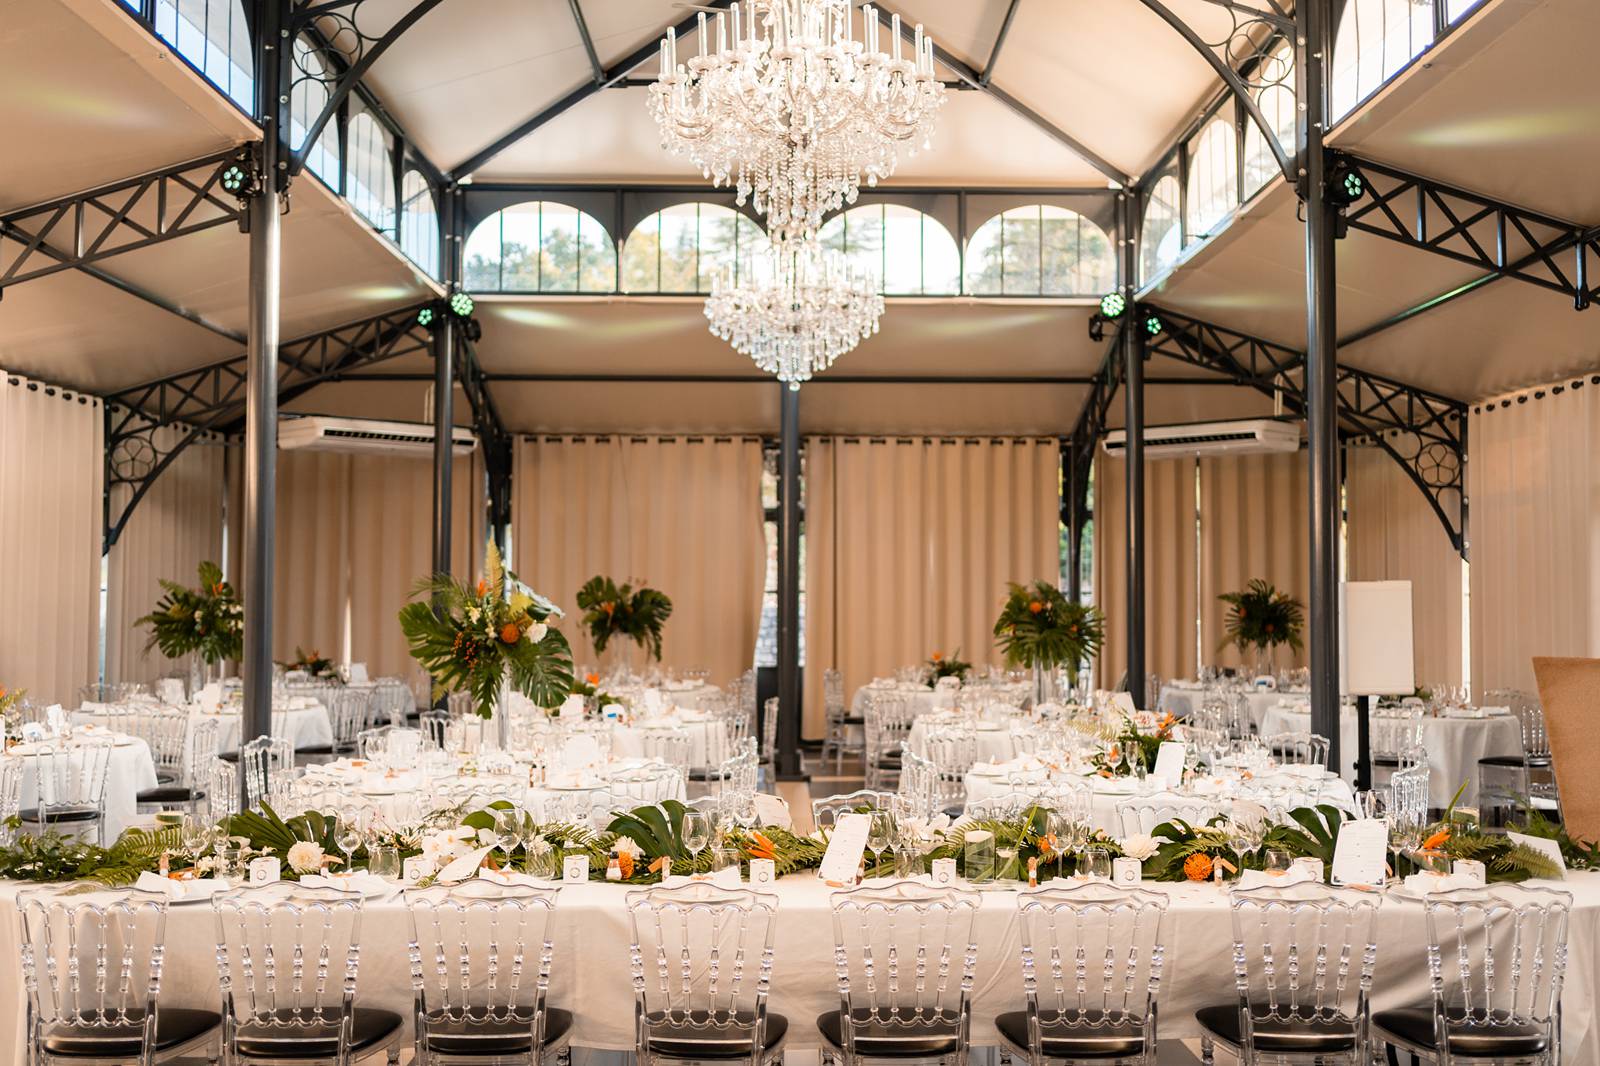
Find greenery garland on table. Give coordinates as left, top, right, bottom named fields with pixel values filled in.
left=134, top=561, right=243, bottom=665
left=993, top=581, right=1105, bottom=685
left=399, top=542, right=574, bottom=719
left=925, top=649, right=972, bottom=684
left=276, top=646, right=341, bottom=683
left=1217, top=578, right=1304, bottom=658
left=576, top=576, right=673, bottom=661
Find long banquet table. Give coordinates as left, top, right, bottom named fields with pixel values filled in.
left=3, top=874, right=1599, bottom=1061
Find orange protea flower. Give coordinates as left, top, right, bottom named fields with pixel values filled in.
left=476, top=578, right=488, bottom=597
left=617, top=852, right=635, bottom=880
left=746, top=832, right=777, bottom=861
left=1037, top=833, right=1058, bottom=858
left=212, top=581, right=226, bottom=595
left=1028, top=600, right=1044, bottom=614
left=586, top=672, right=600, bottom=686
left=499, top=622, right=521, bottom=644
left=1422, top=828, right=1451, bottom=852
left=1107, top=746, right=1121, bottom=762
left=931, top=651, right=943, bottom=662
left=602, top=601, right=616, bottom=616
left=1183, top=853, right=1214, bottom=881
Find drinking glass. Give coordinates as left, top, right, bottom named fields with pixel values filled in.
left=335, top=811, right=365, bottom=875
left=894, top=845, right=923, bottom=879
left=1082, top=847, right=1112, bottom=881
left=366, top=845, right=401, bottom=880
left=495, top=808, right=525, bottom=866
left=1262, top=848, right=1293, bottom=875
left=181, top=814, right=210, bottom=860
left=682, top=811, right=712, bottom=866
left=866, top=812, right=893, bottom=877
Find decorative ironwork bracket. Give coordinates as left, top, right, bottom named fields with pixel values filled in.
left=456, top=331, right=513, bottom=532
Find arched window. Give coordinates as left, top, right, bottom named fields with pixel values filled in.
left=1242, top=41, right=1296, bottom=196
left=621, top=204, right=764, bottom=293
left=289, top=37, right=339, bottom=185
left=1331, top=0, right=1436, bottom=120
left=964, top=205, right=1114, bottom=296
left=1140, top=175, right=1182, bottom=283
left=399, top=171, right=439, bottom=278
left=464, top=201, right=617, bottom=293
left=152, top=0, right=253, bottom=109
left=346, top=113, right=395, bottom=234
left=819, top=204, right=960, bottom=295
left=1185, top=117, right=1237, bottom=242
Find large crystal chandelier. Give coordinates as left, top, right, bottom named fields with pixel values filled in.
left=706, top=240, right=884, bottom=388
left=648, top=1, right=945, bottom=240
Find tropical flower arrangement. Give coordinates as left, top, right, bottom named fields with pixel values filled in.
left=570, top=673, right=624, bottom=712
left=0, top=685, right=25, bottom=738
left=135, top=560, right=243, bottom=665
left=925, top=649, right=972, bottom=684
left=398, top=542, right=574, bottom=719
left=277, top=646, right=341, bottom=682
left=993, top=580, right=1105, bottom=684
left=576, top=576, right=673, bottom=661
left=1089, top=711, right=1179, bottom=777
left=1218, top=578, right=1304, bottom=657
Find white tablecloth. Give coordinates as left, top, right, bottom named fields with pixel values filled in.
left=906, top=718, right=1016, bottom=762
left=4, top=736, right=157, bottom=841
left=851, top=681, right=1033, bottom=718
left=610, top=710, right=725, bottom=767
left=1258, top=705, right=1523, bottom=808
left=75, top=699, right=334, bottom=756
left=1159, top=685, right=1306, bottom=734
left=2, top=873, right=1597, bottom=1062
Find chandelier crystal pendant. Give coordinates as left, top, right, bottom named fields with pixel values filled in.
left=706, top=239, right=885, bottom=388
left=648, top=1, right=946, bottom=240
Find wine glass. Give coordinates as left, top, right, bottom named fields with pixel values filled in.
left=866, top=813, right=893, bottom=879
left=495, top=808, right=525, bottom=867
left=335, top=810, right=365, bottom=877
left=181, top=814, right=210, bottom=861
left=682, top=810, right=712, bottom=868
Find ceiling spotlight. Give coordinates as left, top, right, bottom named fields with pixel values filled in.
left=449, top=292, right=474, bottom=318
left=1099, top=292, right=1127, bottom=319
left=219, top=164, right=249, bottom=194
left=1143, top=313, right=1164, bottom=337
left=1327, top=159, right=1364, bottom=206
left=416, top=306, right=436, bottom=328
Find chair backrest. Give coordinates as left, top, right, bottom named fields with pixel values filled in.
left=418, top=709, right=448, bottom=749
left=1371, top=706, right=1424, bottom=757
left=608, top=764, right=684, bottom=807
left=640, top=727, right=693, bottom=772
left=405, top=881, right=562, bottom=1042
left=1486, top=689, right=1549, bottom=759
left=239, top=735, right=292, bottom=809
left=32, top=740, right=113, bottom=815
left=1421, top=885, right=1570, bottom=1055
left=1262, top=731, right=1330, bottom=769
left=325, top=688, right=369, bottom=747
left=812, top=789, right=895, bottom=831
left=863, top=694, right=914, bottom=755
left=130, top=709, right=191, bottom=780
left=1016, top=883, right=1168, bottom=1044
left=626, top=882, right=779, bottom=1063
left=0, top=758, right=22, bottom=838
left=208, top=757, right=239, bottom=821
left=966, top=791, right=1044, bottom=820
left=761, top=696, right=779, bottom=765
left=830, top=881, right=980, bottom=1041
left=895, top=750, right=937, bottom=820
left=1115, top=793, right=1219, bottom=838
left=372, top=678, right=414, bottom=727
left=1228, top=883, right=1380, bottom=1031
left=824, top=669, right=845, bottom=714
left=187, top=716, right=219, bottom=786
left=20, top=887, right=168, bottom=1045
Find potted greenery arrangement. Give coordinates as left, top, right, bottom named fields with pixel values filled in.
left=1217, top=578, right=1304, bottom=676
left=135, top=560, right=243, bottom=694
left=576, top=576, right=672, bottom=677
left=993, top=580, right=1105, bottom=705
left=925, top=649, right=972, bottom=684
left=277, top=647, right=341, bottom=683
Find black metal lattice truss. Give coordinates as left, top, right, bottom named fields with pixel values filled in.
left=456, top=331, right=513, bottom=531
left=1337, top=151, right=1600, bottom=311
left=1063, top=325, right=1126, bottom=535
left=102, top=302, right=442, bottom=551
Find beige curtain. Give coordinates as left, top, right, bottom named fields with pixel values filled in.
left=1197, top=451, right=1311, bottom=671
left=105, top=426, right=227, bottom=684
left=1094, top=454, right=1198, bottom=691
left=803, top=436, right=1061, bottom=739
left=0, top=375, right=103, bottom=705
left=1346, top=440, right=1464, bottom=689
left=513, top=435, right=766, bottom=688
left=1468, top=385, right=1600, bottom=693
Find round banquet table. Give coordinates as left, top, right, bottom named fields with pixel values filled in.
left=605, top=680, right=721, bottom=712
left=609, top=709, right=725, bottom=767
left=851, top=680, right=1033, bottom=718
left=3, top=732, right=157, bottom=842
left=1259, top=703, right=1523, bottom=809
left=74, top=699, right=334, bottom=758
left=1158, top=684, right=1308, bottom=733
left=1, top=873, right=1597, bottom=1062
left=906, top=716, right=1017, bottom=762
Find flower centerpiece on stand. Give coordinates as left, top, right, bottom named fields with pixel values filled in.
left=1217, top=578, right=1304, bottom=677
left=0, top=685, right=25, bottom=744
left=993, top=580, right=1105, bottom=705
left=134, top=560, right=243, bottom=691
left=924, top=649, right=972, bottom=684
left=277, top=646, right=341, bottom=683
left=399, top=542, right=574, bottom=732
left=1088, top=711, right=1179, bottom=777
left=576, top=575, right=672, bottom=677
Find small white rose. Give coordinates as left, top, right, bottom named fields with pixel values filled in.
left=285, top=840, right=326, bottom=875
left=525, top=622, right=548, bottom=644
left=1117, top=833, right=1160, bottom=861
left=525, top=834, right=552, bottom=857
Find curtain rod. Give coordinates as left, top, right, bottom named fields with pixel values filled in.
left=1473, top=373, right=1600, bottom=414
left=4, top=372, right=99, bottom=408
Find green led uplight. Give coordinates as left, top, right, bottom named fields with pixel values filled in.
left=1099, top=292, right=1127, bottom=319
left=1341, top=172, right=1364, bottom=201
left=449, top=292, right=475, bottom=318
left=220, top=164, right=248, bottom=194
left=1143, top=313, right=1164, bottom=337
left=417, top=306, right=436, bottom=328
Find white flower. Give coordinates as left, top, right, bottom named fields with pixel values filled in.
left=195, top=855, right=219, bottom=875
left=526, top=834, right=552, bottom=857
left=525, top=622, right=548, bottom=644
left=613, top=835, right=643, bottom=860
left=420, top=828, right=474, bottom=865
left=193, top=610, right=203, bottom=623
left=467, top=606, right=481, bottom=622
left=286, top=841, right=326, bottom=874
left=1118, top=833, right=1160, bottom=861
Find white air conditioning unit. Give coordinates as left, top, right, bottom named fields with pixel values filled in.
left=277, top=416, right=476, bottom=456
left=1102, top=419, right=1300, bottom=459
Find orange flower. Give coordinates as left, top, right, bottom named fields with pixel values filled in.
left=602, top=601, right=616, bottom=616
left=1037, top=833, right=1058, bottom=858
left=1028, top=600, right=1044, bottom=614
left=746, top=832, right=777, bottom=861
left=1422, top=828, right=1451, bottom=852
left=499, top=622, right=521, bottom=644
left=1183, top=853, right=1214, bottom=881
left=476, top=578, right=488, bottom=597
left=1107, top=746, right=1121, bottom=763
left=617, top=852, right=635, bottom=879
left=586, top=672, right=600, bottom=686
left=212, top=581, right=226, bottom=595
left=931, top=651, right=943, bottom=662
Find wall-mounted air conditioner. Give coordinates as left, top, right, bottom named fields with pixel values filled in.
left=1102, top=419, right=1300, bottom=459
left=278, top=416, right=476, bottom=457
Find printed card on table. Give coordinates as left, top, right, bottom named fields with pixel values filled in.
left=818, top=812, right=870, bottom=883
left=1330, top=818, right=1387, bottom=887
left=1152, top=742, right=1186, bottom=788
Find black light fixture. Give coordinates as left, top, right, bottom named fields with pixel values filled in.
left=1327, top=158, right=1365, bottom=206
left=1099, top=291, right=1127, bottom=319
left=449, top=291, right=475, bottom=318
left=416, top=305, right=436, bottom=328
left=1143, top=312, right=1164, bottom=337
left=219, top=164, right=250, bottom=195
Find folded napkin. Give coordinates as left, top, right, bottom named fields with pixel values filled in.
left=477, top=868, right=546, bottom=887
left=1403, top=872, right=1479, bottom=895
left=435, top=846, right=495, bottom=884
left=1235, top=867, right=1314, bottom=890
left=134, top=873, right=232, bottom=901
left=298, top=872, right=392, bottom=895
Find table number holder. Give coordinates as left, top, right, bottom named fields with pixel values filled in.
left=403, top=856, right=434, bottom=883
left=749, top=858, right=775, bottom=885
left=1112, top=857, right=1142, bottom=885
left=931, top=858, right=957, bottom=885
left=248, top=856, right=281, bottom=885
left=563, top=855, right=590, bottom=884
left=1453, top=859, right=1486, bottom=885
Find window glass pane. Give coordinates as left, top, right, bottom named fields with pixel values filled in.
left=1185, top=117, right=1237, bottom=241
left=464, top=202, right=617, bottom=293
left=290, top=37, right=340, bottom=186
left=537, top=204, right=579, bottom=292
left=820, top=205, right=959, bottom=295
left=964, top=220, right=1002, bottom=295
left=621, top=204, right=760, bottom=293
left=1446, top=0, right=1483, bottom=20
left=399, top=171, right=439, bottom=278
left=1140, top=174, right=1182, bottom=282
left=499, top=204, right=542, bottom=291
left=152, top=0, right=253, bottom=109
left=463, top=213, right=502, bottom=290
left=1243, top=42, right=1296, bottom=196
left=1001, top=209, right=1042, bottom=295
left=346, top=112, right=395, bottom=234
left=966, top=205, right=1112, bottom=295
left=577, top=212, right=617, bottom=292
left=1331, top=0, right=1436, bottom=119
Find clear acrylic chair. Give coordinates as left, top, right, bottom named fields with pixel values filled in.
left=136, top=712, right=214, bottom=815
left=1260, top=731, right=1330, bottom=770
left=998, top=882, right=1169, bottom=1065
left=822, top=881, right=981, bottom=1066
left=1196, top=883, right=1381, bottom=1066
left=811, top=789, right=895, bottom=831
left=212, top=881, right=403, bottom=1065
left=640, top=728, right=693, bottom=776
left=404, top=881, right=572, bottom=1066
left=894, top=750, right=938, bottom=821
left=1370, top=706, right=1425, bottom=790
left=626, top=882, right=786, bottom=1066
left=922, top=725, right=977, bottom=818
left=1372, top=884, right=1570, bottom=1064
left=1114, top=794, right=1220, bottom=838
left=862, top=693, right=914, bottom=791
left=1478, top=690, right=1557, bottom=826
left=608, top=764, right=684, bottom=808
left=822, top=668, right=863, bottom=772
left=20, top=740, right=113, bottom=845
left=760, top=696, right=780, bottom=790
left=239, top=735, right=293, bottom=810
left=20, top=885, right=220, bottom=1066
left=0, top=757, right=23, bottom=842
left=208, top=756, right=240, bottom=822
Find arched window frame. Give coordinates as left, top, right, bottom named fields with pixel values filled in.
left=820, top=203, right=961, bottom=295
left=1330, top=0, right=1437, bottom=120
left=399, top=171, right=440, bottom=279
left=1140, top=174, right=1182, bottom=284
left=346, top=112, right=396, bottom=235
left=1185, top=116, right=1239, bottom=244
left=963, top=204, right=1115, bottom=296
left=620, top=203, right=765, bottom=294
left=463, top=201, right=618, bottom=293
left=1242, top=40, right=1297, bottom=197
left=290, top=36, right=341, bottom=187
left=148, top=0, right=253, bottom=110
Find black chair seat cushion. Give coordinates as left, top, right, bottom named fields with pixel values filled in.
left=817, top=1008, right=962, bottom=1057
left=1478, top=755, right=1529, bottom=769
left=42, top=1007, right=219, bottom=1058
left=1195, top=1005, right=1357, bottom=1055
left=136, top=785, right=203, bottom=805
left=423, top=1008, right=573, bottom=1057
left=217, top=751, right=241, bottom=764
left=643, top=1010, right=787, bottom=1059
left=995, top=1009, right=1145, bottom=1059
left=18, top=806, right=98, bottom=825
left=842, top=716, right=865, bottom=726
left=1374, top=1006, right=1550, bottom=1058
left=296, top=744, right=335, bottom=756
left=234, top=1007, right=402, bottom=1059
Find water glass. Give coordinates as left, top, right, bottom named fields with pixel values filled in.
left=1081, top=847, right=1112, bottom=881
left=1262, top=848, right=1293, bottom=875
left=893, top=845, right=923, bottom=879
left=963, top=830, right=996, bottom=885
left=367, top=845, right=401, bottom=880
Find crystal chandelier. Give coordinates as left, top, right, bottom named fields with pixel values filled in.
left=648, top=1, right=946, bottom=240
left=706, top=240, right=884, bottom=388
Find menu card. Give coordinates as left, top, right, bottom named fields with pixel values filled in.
left=1507, top=832, right=1566, bottom=880
left=1152, top=742, right=1187, bottom=788
left=1110, top=692, right=1138, bottom=715
left=1330, top=818, right=1387, bottom=886
left=818, top=812, right=870, bottom=883
left=559, top=694, right=585, bottom=719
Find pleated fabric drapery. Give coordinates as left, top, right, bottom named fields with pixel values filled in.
left=104, top=426, right=227, bottom=684
left=1345, top=440, right=1464, bottom=689
left=802, top=436, right=1061, bottom=740
left=1468, top=384, right=1600, bottom=694
left=1197, top=451, right=1311, bottom=672
left=512, top=435, right=766, bottom=688
left=0, top=375, right=103, bottom=706
left=1094, top=454, right=1198, bottom=691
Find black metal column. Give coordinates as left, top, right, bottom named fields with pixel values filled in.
left=1300, top=0, right=1342, bottom=770
left=241, top=0, right=289, bottom=804
left=431, top=318, right=455, bottom=578
left=775, top=385, right=805, bottom=780
left=1120, top=194, right=1146, bottom=699
left=1064, top=444, right=1083, bottom=603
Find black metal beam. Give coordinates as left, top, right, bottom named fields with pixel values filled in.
left=457, top=332, right=514, bottom=533
left=980, top=0, right=1024, bottom=87
left=567, top=0, right=605, bottom=85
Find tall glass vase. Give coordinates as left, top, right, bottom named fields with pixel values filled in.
left=488, top=671, right=512, bottom=751
left=607, top=640, right=637, bottom=684
left=188, top=653, right=218, bottom=700
left=1031, top=662, right=1061, bottom=708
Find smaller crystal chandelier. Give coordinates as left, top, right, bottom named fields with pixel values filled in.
left=706, top=241, right=884, bottom=388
